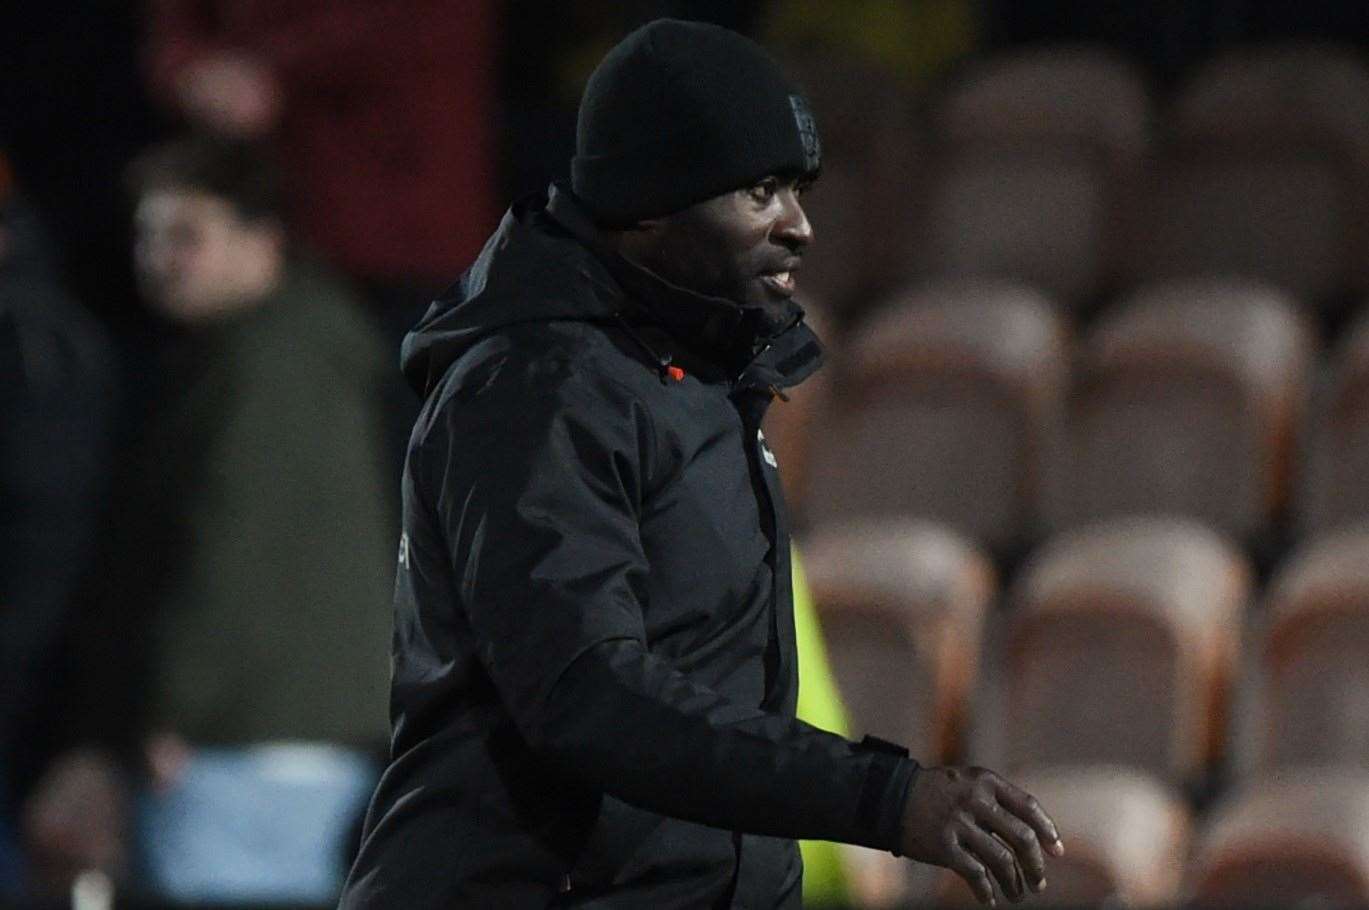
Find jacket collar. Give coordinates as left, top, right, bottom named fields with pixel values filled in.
left=545, top=184, right=821, bottom=388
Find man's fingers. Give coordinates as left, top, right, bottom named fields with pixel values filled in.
left=994, top=778, right=1064, bottom=856
left=974, top=798, right=1047, bottom=890
left=946, top=840, right=997, bottom=906
left=958, top=822, right=1024, bottom=902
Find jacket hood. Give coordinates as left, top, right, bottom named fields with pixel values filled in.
left=401, top=189, right=626, bottom=396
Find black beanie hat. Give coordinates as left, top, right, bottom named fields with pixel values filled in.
left=571, top=18, right=822, bottom=226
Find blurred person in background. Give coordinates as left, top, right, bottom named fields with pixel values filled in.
left=0, top=152, right=121, bottom=895
left=341, top=20, right=1060, bottom=908
left=20, top=135, right=395, bottom=904
left=140, top=0, right=501, bottom=469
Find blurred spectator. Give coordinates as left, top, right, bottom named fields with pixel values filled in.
left=140, top=0, right=502, bottom=477
left=21, top=135, right=395, bottom=903
left=141, top=0, right=499, bottom=337
left=0, top=154, right=120, bottom=894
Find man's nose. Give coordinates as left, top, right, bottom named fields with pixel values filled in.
left=774, top=190, right=813, bottom=252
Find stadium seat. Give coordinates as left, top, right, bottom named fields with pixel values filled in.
left=1257, top=528, right=1369, bottom=770
left=910, top=46, right=1152, bottom=307
left=1054, top=280, right=1312, bottom=542
left=1191, top=768, right=1369, bottom=906
left=1128, top=43, right=1369, bottom=303
left=800, top=519, right=994, bottom=763
left=938, top=765, right=1192, bottom=907
left=804, top=280, right=1068, bottom=553
left=1300, top=311, right=1369, bottom=533
left=1001, top=517, right=1250, bottom=785
left=934, top=46, right=1150, bottom=164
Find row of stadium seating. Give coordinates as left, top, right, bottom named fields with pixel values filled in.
left=799, top=516, right=1369, bottom=906
left=804, top=516, right=1369, bottom=783
left=766, top=276, right=1369, bottom=563
left=758, top=36, right=1369, bottom=907
left=943, top=765, right=1369, bottom=906
left=772, top=278, right=1369, bottom=904
left=788, top=41, right=1369, bottom=322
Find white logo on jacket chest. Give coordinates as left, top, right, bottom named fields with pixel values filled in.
left=757, top=429, right=778, bottom=468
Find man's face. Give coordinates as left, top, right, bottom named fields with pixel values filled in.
left=133, top=188, right=281, bottom=324
left=626, top=175, right=815, bottom=312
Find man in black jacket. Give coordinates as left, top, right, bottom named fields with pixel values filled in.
left=340, top=19, right=1061, bottom=909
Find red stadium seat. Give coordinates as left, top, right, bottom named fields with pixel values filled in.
left=1257, top=528, right=1369, bottom=770
left=935, top=46, right=1150, bottom=165
left=1191, top=769, right=1369, bottom=906
left=1056, top=279, right=1312, bottom=541
left=800, top=519, right=994, bottom=763
left=804, top=280, right=1068, bottom=553
left=938, top=765, right=1192, bottom=907
left=1002, top=517, right=1250, bottom=786
left=910, top=46, right=1152, bottom=307
left=1301, top=311, right=1369, bottom=533
left=1128, top=43, right=1369, bottom=302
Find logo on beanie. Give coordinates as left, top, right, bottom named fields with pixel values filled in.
left=789, top=95, right=821, bottom=172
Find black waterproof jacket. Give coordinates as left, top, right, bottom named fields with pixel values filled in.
left=339, top=187, right=918, bottom=909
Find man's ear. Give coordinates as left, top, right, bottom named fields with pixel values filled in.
left=613, top=217, right=666, bottom=262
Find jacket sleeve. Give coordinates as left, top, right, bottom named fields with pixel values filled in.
left=419, top=355, right=916, bottom=853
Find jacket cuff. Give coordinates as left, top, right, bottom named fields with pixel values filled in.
left=854, top=735, right=920, bottom=855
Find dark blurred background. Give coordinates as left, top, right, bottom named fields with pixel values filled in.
left=5, top=1, right=1369, bottom=907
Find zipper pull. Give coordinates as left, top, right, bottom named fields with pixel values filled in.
left=611, top=312, right=678, bottom=384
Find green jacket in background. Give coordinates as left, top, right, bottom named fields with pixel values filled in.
left=80, top=261, right=396, bottom=754
left=149, top=261, right=396, bottom=747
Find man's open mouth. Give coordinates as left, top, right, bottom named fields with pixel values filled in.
left=759, top=271, right=797, bottom=296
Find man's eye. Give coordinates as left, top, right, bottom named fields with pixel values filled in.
left=749, top=179, right=778, bottom=202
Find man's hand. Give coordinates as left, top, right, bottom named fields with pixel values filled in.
left=900, top=766, right=1063, bottom=905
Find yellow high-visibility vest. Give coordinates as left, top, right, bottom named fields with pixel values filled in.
left=793, top=548, right=854, bottom=907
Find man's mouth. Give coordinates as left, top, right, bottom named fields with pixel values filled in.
left=759, top=270, right=797, bottom=297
